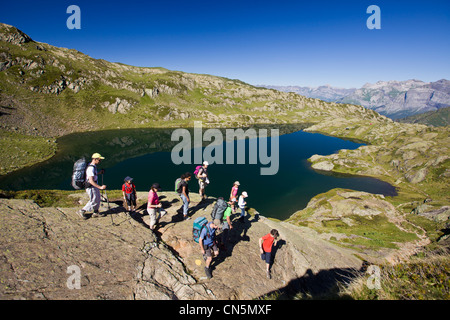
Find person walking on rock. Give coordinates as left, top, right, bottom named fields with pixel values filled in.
left=238, top=191, right=248, bottom=222
left=78, top=153, right=107, bottom=219
left=221, top=202, right=233, bottom=251
left=199, top=219, right=221, bottom=279
left=229, top=181, right=240, bottom=213
left=122, top=176, right=137, bottom=212
left=259, top=229, right=279, bottom=279
left=147, top=183, right=165, bottom=230
left=197, top=161, right=209, bottom=201
left=177, top=172, right=191, bottom=220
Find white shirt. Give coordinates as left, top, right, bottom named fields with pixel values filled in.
left=86, top=164, right=98, bottom=184
left=238, top=195, right=246, bottom=209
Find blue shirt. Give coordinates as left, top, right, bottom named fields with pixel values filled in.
left=200, top=222, right=216, bottom=247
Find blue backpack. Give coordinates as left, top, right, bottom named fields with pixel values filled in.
left=193, top=217, right=208, bottom=243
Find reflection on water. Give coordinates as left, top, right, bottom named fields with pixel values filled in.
left=0, top=124, right=396, bottom=220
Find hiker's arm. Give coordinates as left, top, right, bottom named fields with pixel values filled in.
left=182, top=186, right=189, bottom=202
left=199, top=237, right=205, bottom=254
left=88, top=176, right=106, bottom=190
left=259, top=238, right=264, bottom=254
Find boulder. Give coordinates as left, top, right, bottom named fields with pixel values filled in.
left=312, top=161, right=334, bottom=171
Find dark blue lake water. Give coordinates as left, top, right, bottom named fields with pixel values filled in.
left=0, top=127, right=396, bottom=220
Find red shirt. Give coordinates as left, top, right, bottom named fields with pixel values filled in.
left=122, top=182, right=136, bottom=194
left=261, top=233, right=275, bottom=253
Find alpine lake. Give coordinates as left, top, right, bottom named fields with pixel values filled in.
left=0, top=124, right=396, bottom=220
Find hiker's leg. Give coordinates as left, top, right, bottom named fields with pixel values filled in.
left=125, top=194, right=131, bottom=211
left=92, top=188, right=101, bottom=212
left=240, top=207, right=245, bottom=218
left=83, top=187, right=95, bottom=212
left=181, top=194, right=189, bottom=217
left=205, top=256, right=212, bottom=268
left=148, top=208, right=157, bottom=229
left=131, top=193, right=137, bottom=211
left=222, top=226, right=229, bottom=246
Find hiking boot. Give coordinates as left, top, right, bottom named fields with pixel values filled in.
left=77, top=209, right=88, bottom=220
left=204, top=267, right=212, bottom=279
left=92, top=211, right=106, bottom=218
left=267, top=270, right=271, bottom=279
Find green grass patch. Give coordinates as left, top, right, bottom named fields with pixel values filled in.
left=0, top=130, right=57, bottom=175
left=346, top=252, right=450, bottom=300
left=319, top=214, right=418, bottom=249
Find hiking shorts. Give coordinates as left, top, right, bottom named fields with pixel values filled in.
left=125, top=193, right=136, bottom=206
left=203, top=243, right=218, bottom=257
left=198, top=179, right=206, bottom=190
left=261, top=251, right=272, bottom=264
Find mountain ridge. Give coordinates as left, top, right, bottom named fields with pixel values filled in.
left=261, top=78, right=450, bottom=120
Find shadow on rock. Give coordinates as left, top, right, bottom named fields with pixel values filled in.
left=259, top=266, right=364, bottom=300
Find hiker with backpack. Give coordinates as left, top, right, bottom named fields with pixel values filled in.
left=259, top=229, right=279, bottom=279
left=176, top=172, right=191, bottom=220
left=210, top=197, right=228, bottom=245
left=221, top=201, right=233, bottom=251
left=199, top=219, right=221, bottom=279
left=147, top=183, right=165, bottom=230
left=195, top=161, right=209, bottom=201
left=77, top=153, right=107, bottom=220
left=122, top=176, right=137, bottom=212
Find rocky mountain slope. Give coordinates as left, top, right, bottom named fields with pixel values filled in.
left=262, top=79, right=450, bottom=119
left=339, top=79, right=450, bottom=119
left=397, top=106, right=450, bottom=127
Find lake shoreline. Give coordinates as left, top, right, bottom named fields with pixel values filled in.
left=0, top=126, right=399, bottom=221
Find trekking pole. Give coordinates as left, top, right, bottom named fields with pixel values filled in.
left=101, top=173, right=117, bottom=226
left=101, top=173, right=110, bottom=210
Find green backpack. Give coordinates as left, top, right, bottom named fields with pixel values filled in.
left=175, top=178, right=182, bottom=194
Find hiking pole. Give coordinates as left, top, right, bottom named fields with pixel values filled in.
left=101, top=173, right=117, bottom=227
left=100, top=173, right=110, bottom=210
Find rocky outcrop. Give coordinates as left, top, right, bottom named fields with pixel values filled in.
left=288, top=190, right=432, bottom=265
left=0, top=195, right=213, bottom=300
left=0, top=24, right=32, bottom=45
left=101, top=98, right=136, bottom=114
left=0, top=191, right=366, bottom=300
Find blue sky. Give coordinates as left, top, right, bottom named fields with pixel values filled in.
left=1, top=0, right=449, bottom=88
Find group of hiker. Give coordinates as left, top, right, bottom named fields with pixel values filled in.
left=75, top=153, right=279, bottom=280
